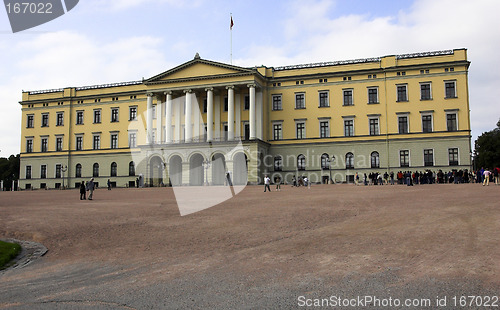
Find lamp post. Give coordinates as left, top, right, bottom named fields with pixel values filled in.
left=61, top=165, right=67, bottom=189
left=203, top=159, right=211, bottom=186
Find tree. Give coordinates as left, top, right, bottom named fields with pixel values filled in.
left=0, top=154, right=20, bottom=190
left=474, top=119, right=500, bottom=169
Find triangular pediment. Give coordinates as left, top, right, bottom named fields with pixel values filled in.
left=145, top=56, right=254, bottom=84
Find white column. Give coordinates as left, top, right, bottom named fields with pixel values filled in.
left=156, top=95, right=163, bottom=144
left=226, top=86, right=235, bottom=141
left=146, top=93, right=153, bottom=144
left=248, top=84, right=256, bottom=140
left=235, top=93, right=241, bottom=140
left=175, top=98, right=181, bottom=143
left=184, top=89, right=192, bottom=143
left=194, top=93, right=200, bottom=142
left=165, top=91, right=173, bottom=143
left=257, top=90, right=263, bottom=140
left=206, top=88, right=213, bottom=142
left=214, top=94, right=221, bottom=140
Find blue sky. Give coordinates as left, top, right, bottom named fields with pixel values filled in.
left=1, top=0, right=499, bottom=157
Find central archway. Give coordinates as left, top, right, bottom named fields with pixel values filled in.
left=189, top=154, right=204, bottom=186
left=149, top=156, right=164, bottom=187
left=169, top=155, right=182, bottom=186
left=211, top=153, right=226, bottom=185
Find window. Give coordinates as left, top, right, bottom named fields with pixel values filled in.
left=400, top=150, right=410, bottom=167
left=56, top=137, right=63, bottom=151
left=110, top=162, right=117, bottom=177
left=273, top=123, right=282, bottom=140
left=41, top=138, right=48, bottom=152
left=369, top=118, right=379, bottom=136
left=274, top=156, right=282, bottom=171
left=295, top=93, right=305, bottom=109
left=223, top=98, right=228, bottom=112
left=321, top=153, right=330, bottom=170
left=319, top=91, right=329, bottom=107
left=420, top=83, right=432, bottom=100
left=111, top=108, right=119, bottom=122
left=319, top=121, right=329, bottom=138
left=93, top=163, right=99, bottom=177
left=244, top=95, right=249, bottom=110
left=26, top=138, right=33, bottom=153
left=297, top=154, right=306, bottom=171
left=129, top=106, right=137, bottom=120
left=398, top=116, right=409, bottom=134
left=296, top=122, right=305, bottom=139
left=447, top=113, right=457, bottom=131
left=344, top=119, right=354, bottom=137
left=40, top=165, right=47, bottom=179
left=41, top=113, right=49, bottom=127
left=76, top=111, right=84, bottom=125
left=93, top=135, right=100, bottom=150
left=345, top=153, right=354, bottom=169
left=129, top=132, right=137, bottom=148
left=75, top=163, right=82, bottom=178
left=27, top=115, right=34, bottom=128
left=55, top=164, right=62, bottom=178
left=368, top=87, right=378, bottom=104
left=93, top=109, right=101, bottom=123
left=422, top=114, right=433, bottom=133
left=449, top=148, right=459, bottom=166
left=397, top=85, right=408, bottom=102
left=56, top=112, right=64, bottom=126
left=371, top=151, right=380, bottom=168
left=445, top=81, right=456, bottom=98
left=76, top=136, right=83, bottom=151
left=343, top=89, right=353, bottom=106
left=424, top=149, right=434, bottom=166
left=110, top=134, right=118, bottom=149
left=129, top=161, right=135, bottom=176
left=203, top=99, right=207, bottom=113
left=26, top=166, right=32, bottom=179
left=152, top=105, right=157, bottom=119
left=272, top=95, right=282, bottom=110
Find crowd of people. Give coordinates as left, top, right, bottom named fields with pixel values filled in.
left=354, top=167, right=500, bottom=186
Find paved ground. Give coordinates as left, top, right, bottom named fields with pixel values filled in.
left=0, top=183, right=499, bottom=309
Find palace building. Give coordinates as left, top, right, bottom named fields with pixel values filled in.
left=19, top=49, right=471, bottom=189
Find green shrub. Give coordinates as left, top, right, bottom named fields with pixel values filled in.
left=0, top=240, right=22, bottom=270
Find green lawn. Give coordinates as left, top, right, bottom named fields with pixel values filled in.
left=0, top=240, right=21, bottom=270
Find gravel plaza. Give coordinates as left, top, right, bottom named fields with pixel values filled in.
left=0, top=183, right=499, bottom=309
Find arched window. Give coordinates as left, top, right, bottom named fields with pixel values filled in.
left=345, top=153, right=354, bottom=169
left=110, top=162, right=117, bottom=177
left=129, top=161, right=135, bottom=176
left=371, top=151, right=380, bottom=168
left=93, top=163, right=99, bottom=177
left=75, top=163, right=82, bottom=178
left=297, top=154, right=306, bottom=171
left=274, top=156, right=282, bottom=171
left=321, top=153, right=330, bottom=170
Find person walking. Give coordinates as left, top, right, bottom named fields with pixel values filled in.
left=79, top=181, right=86, bottom=200
left=264, top=175, right=271, bottom=192
left=87, top=178, right=95, bottom=200
left=483, top=169, right=491, bottom=186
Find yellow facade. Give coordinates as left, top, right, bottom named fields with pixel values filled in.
left=19, top=49, right=471, bottom=189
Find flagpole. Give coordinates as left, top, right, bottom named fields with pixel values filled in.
left=230, top=13, right=233, bottom=65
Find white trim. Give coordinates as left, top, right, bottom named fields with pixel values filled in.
left=399, top=149, right=411, bottom=168
left=318, top=119, right=330, bottom=138
left=396, top=83, right=408, bottom=102
left=423, top=148, right=435, bottom=167
left=343, top=117, right=355, bottom=137
left=448, top=147, right=460, bottom=166
left=367, top=86, right=379, bottom=104
left=294, top=120, right=306, bottom=139
left=445, top=111, right=459, bottom=131
left=318, top=90, right=329, bottom=107
left=295, top=92, right=306, bottom=109
left=420, top=111, right=434, bottom=132
left=419, top=82, right=432, bottom=100
left=368, top=116, right=380, bottom=136
left=342, top=88, right=354, bottom=106
left=444, top=80, right=457, bottom=98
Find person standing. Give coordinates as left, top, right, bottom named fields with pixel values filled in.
left=275, top=176, right=281, bottom=191
left=107, top=179, right=111, bottom=190
left=264, top=175, right=271, bottom=192
left=79, top=181, right=86, bottom=200
left=483, top=169, right=491, bottom=186
left=87, top=178, right=95, bottom=200
left=355, top=172, right=359, bottom=186
left=493, top=167, right=499, bottom=185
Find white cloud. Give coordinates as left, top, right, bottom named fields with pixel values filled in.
left=87, top=0, right=204, bottom=11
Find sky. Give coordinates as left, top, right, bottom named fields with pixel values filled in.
left=1, top=0, right=499, bottom=157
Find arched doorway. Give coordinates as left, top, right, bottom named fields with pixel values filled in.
left=211, top=153, right=226, bottom=185
left=169, top=155, right=182, bottom=186
left=233, top=152, right=248, bottom=185
left=189, top=154, right=204, bottom=186
left=149, top=156, right=164, bottom=187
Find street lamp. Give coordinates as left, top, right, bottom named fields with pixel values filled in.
left=61, top=165, right=67, bottom=189
left=203, top=159, right=211, bottom=186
